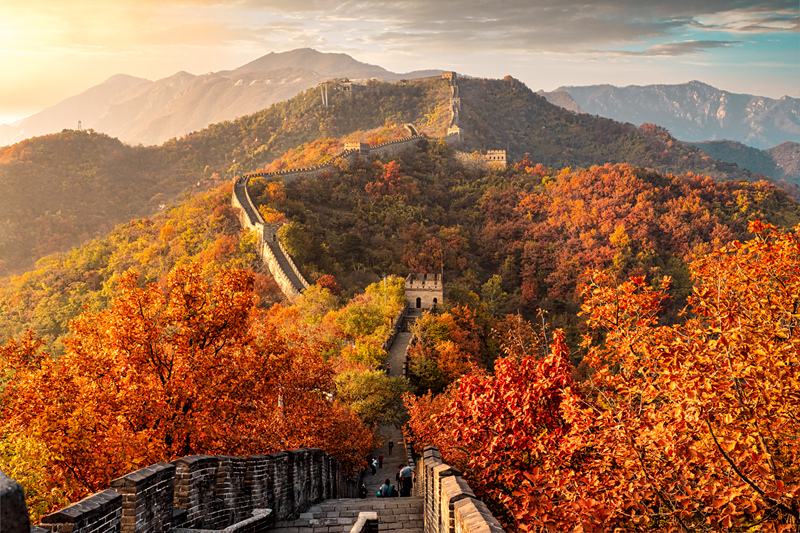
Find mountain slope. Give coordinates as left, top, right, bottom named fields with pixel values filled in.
left=458, top=77, right=758, bottom=184
left=0, top=77, right=450, bottom=277
left=3, top=73, right=796, bottom=279
left=228, top=48, right=441, bottom=81
left=692, top=140, right=800, bottom=186
left=558, top=81, right=800, bottom=149
left=0, top=74, right=152, bottom=145
left=0, top=49, right=444, bottom=147
left=766, top=141, right=800, bottom=178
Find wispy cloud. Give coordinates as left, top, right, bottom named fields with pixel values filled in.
left=607, top=40, right=740, bottom=56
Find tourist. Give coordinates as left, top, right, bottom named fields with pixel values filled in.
left=371, top=457, right=377, bottom=475
left=388, top=439, right=394, bottom=454
left=378, top=453, right=384, bottom=468
left=377, top=478, right=398, bottom=497
left=359, top=483, right=367, bottom=499
left=400, top=464, right=414, bottom=497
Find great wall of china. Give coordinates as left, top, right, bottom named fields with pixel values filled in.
left=1, top=73, right=507, bottom=533
left=231, top=73, right=466, bottom=300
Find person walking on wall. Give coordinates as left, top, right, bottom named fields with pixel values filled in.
left=400, top=463, right=414, bottom=497
left=378, top=453, right=384, bottom=468
left=371, top=457, right=378, bottom=475
left=388, top=439, right=394, bottom=455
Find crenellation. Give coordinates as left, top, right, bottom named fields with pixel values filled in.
left=215, top=456, right=250, bottom=524
left=419, top=446, right=506, bottom=533
left=5, top=448, right=360, bottom=533
left=109, top=463, right=174, bottom=533
left=39, top=489, right=122, bottom=533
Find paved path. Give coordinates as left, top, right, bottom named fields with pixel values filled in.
left=385, top=307, right=422, bottom=377
left=267, top=240, right=307, bottom=293
left=271, top=427, right=421, bottom=533
left=387, top=332, right=412, bottom=378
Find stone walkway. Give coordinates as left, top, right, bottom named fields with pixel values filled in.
left=269, top=498, right=423, bottom=533
left=386, top=307, right=422, bottom=378
left=271, top=427, right=422, bottom=533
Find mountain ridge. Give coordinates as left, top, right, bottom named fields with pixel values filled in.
left=545, top=81, right=800, bottom=149
left=0, top=49, right=444, bottom=147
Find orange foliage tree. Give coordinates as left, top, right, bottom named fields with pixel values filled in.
left=407, top=221, right=800, bottom=532
left=407, top=305, right=486, bottom=393
left=0, top=264, right=374, bottom=509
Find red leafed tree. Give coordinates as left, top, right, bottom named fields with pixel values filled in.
left=406, top=326, right=579, bottom=531
left=316, top=273, right=342, bottom=296
left=574, top=220, right=800, bottom=531
left=1, top=264, right=373, bottom=508
left=407, top=221, right=800, bottom=532
left=365, top=160, right=419, bottom=201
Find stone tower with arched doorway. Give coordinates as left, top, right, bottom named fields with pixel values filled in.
left=405, top=273, right=443, bottom=311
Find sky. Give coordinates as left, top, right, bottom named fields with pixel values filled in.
left=0, top=0, right=798, bottom=125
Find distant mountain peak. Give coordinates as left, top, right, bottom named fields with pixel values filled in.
left=557, top=81, right=800, bottom=149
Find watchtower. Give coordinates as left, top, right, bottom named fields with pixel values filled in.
left=405, top=273, right=443, bottom=311
left=485, top=150, right=507, bottom=167
left=344, top=142, right=370, bottom=155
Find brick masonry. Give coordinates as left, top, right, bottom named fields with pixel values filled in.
left=418, top=446, right=505, bottom=533
left=18, top=449, right=358, bottom=533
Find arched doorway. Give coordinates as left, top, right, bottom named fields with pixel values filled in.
left=416, top=297, right=422, bottom=309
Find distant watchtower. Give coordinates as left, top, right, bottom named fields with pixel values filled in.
left=344, top=142, right=370, bottom=155
left=485, top=150, right=507, bottom=167
left=405, top=273, right=443, bottom=311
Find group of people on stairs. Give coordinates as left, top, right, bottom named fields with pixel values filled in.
left=360, top=433, right=415, bottom=498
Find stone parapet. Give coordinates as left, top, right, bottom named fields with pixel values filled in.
left=418, top=446, right=505, bottom=533
left=0, top=472, right=31, bottom=533
left=38, top=489, right=121, bottom=533
left=24, top=449, right=357, bottom=533
left=111, top=463, right=175, bottom=533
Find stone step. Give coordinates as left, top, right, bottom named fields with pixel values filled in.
left=271, top=497, right=423, bottom=533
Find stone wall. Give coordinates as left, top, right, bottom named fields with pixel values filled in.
left=232, top=177, right=309, bottom=299
left=231, top=132, right=427, bottom=300
left=18, top=449, right=357, bottom=533
left=418, top=447, right=505, bottom=533
left=0, top=472, right=31, bottom=533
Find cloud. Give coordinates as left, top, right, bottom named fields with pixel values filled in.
left=230, top=0, right=796, bottom=57
left=608, top=40, right=739, bottom=56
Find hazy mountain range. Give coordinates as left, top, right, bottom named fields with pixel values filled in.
left=691, top=140, right=800, bottom=184
left=540, top=81, right=800, bottom=150
left=0, top=48, right=441, bottom=147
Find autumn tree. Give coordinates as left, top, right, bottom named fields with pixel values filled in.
left=0, top=264, right=374, bottom=514
left=407, top=305, right=486, bottom=393
left=574, top=220, right=800, bottom=531
left=405, top=323, right=578, bottom=531
left=407, top=221, right=800, bottom=532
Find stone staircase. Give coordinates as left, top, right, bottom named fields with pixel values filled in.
left=270, top=497, right=423, bottom=533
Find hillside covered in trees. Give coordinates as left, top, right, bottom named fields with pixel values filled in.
left=2, top=74, right=800, bottom=531
left=2, top=75, right=794, bottom=279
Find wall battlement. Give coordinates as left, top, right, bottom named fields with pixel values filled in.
left=18, top=449, right=357, bottom=533
left=419, top=447, right=505, bottom=533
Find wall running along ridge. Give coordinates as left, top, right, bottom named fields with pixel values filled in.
left=231, top=73, right=466, bottom=299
